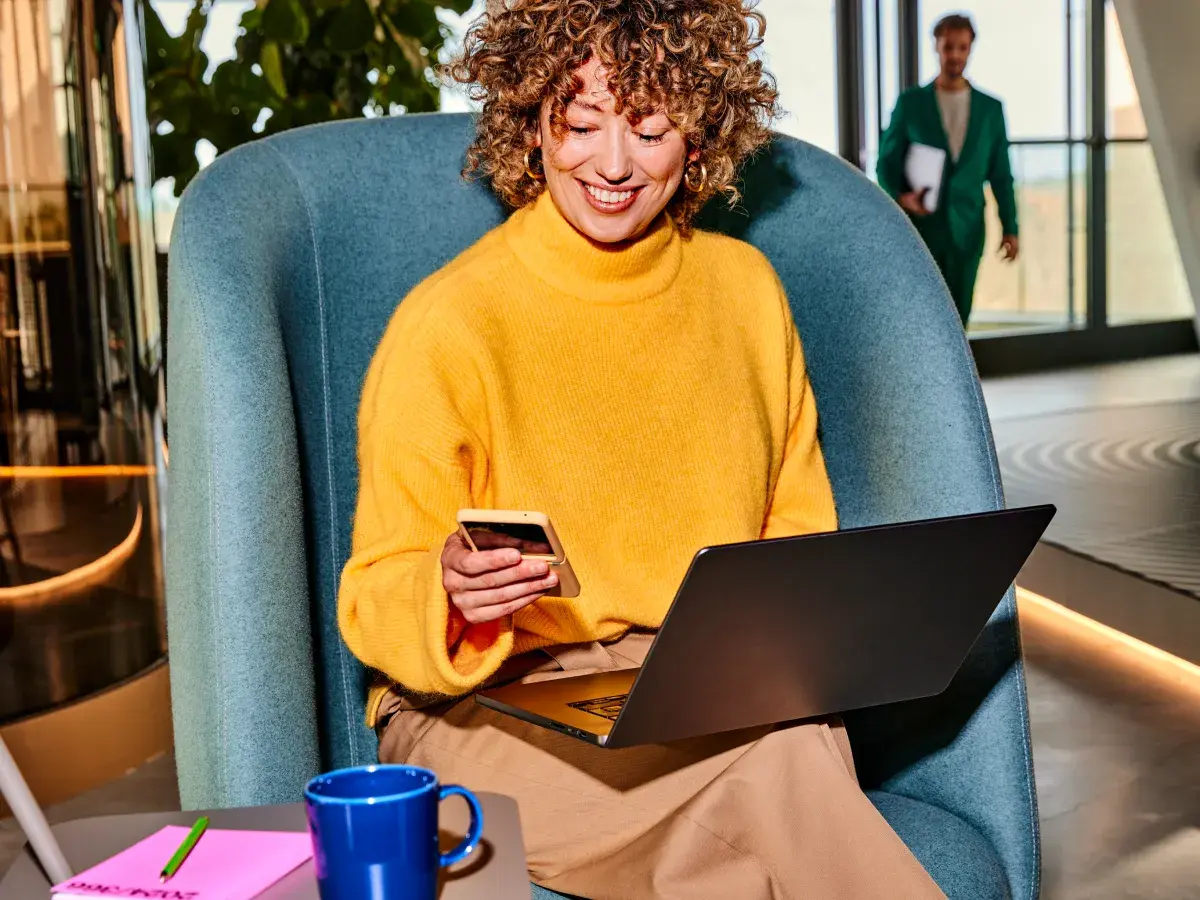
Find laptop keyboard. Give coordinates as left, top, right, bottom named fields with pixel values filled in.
left=567, top=694, right=629, bottom=721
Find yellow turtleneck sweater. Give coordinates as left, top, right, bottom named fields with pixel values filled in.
left=339, top=192, right=837, bottom=723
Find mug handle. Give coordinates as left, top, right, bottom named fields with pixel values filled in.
left=438, top=784, right=484, bottom=868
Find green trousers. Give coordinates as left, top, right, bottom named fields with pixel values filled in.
left=927, top=242, right=983, bottom=325
left=916, top=219, right=986, bottom=326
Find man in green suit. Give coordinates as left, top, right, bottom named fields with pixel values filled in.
left=877, top=13, right=1019, bottom=325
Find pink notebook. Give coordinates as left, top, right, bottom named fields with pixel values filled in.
left=51, top=825, right=314, bottom=899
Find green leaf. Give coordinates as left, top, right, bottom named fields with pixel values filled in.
left=143, top=4, right=184, bottom=77
left=150, top=129, right=185, bottom=175
left=262, top=0, right=310, bottom=45
left=182, top=0, right=210, bottom=50
left=144, top=0, right=462, bottom=185
left=146, top=75, right=194, bottom=122
left=405, top=87, right=437, bottom=113
left=151, top=130, right=201, bottom=196
left=324, top=0, right=376, bottom=54
left=210, top=58, right=272, bottom=117
left=173, top=157, right=203, bottom=196
left=188, top=47, right=210, bottom=82
left=169, top=97, right=195, bottom=134
left=285, top=93, right=338, bottom=128
left=209, top=59, right=245, bottom=100
left=261, top=41, right=288, bottom=97
left=235, top=24, right=263, bottom=62
left=240, top=6, right=263, bottom=31
left=384, top=0, right=440, bottom=46
left=204, top=111, right=259, bottom=154
left=384, top=73, right=436, bottom=112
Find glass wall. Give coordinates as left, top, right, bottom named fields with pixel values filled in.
left=1103, top=1, right=1192, bottom=325
left=863, top=0, right=900, bottom=176
left=1107, top=143, right=1192, bottom=324
left=917, top=0, right=1085, bottom=335
left=970, top=143, right=1086, bottom=333
left=0, top=0, right=165, bottom=722
left=897, top=0, right=1196, bottom=343
left=920, top=0, right=1074, bottom=140
left=757, top=0, right=838, bottom=154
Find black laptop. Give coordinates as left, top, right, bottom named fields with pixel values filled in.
left=476, top=505, right=1055, bottom=748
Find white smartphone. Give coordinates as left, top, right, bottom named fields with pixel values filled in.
left=456, top=509, right=581, bottom=598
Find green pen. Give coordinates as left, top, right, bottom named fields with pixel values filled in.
left=160, top=816, right=209, bottom=882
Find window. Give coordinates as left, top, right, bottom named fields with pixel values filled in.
left=1105, top=3, right=1145, bottom=139
left=920, top=0, right=1070, bottom=140
left=971, top=144, right=1086, bottom=332
left=438, top=0, right=484, bottom=113
left=1104, top=3, right=1193, bottom=324
left=864, top=0, right=900, bottom=177
left=918, top=0, right=1085, bottom=335
left=757, top=0, right=838, bottom=153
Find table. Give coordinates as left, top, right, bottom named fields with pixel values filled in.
left=0, top=793, right=530, bottom=899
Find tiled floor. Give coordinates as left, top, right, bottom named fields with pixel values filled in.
left=1022, top=604, right=1200, bottom=899
left=982, top=355, right=1200, bottom=423
left=986, top=355, right=1200, bottom=598
left=990, top=353, right=1200, bottom=900
left=1, top=357, right=1197, bottom=897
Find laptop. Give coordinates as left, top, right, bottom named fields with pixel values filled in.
left=476, top=504, right=1055, bottom=748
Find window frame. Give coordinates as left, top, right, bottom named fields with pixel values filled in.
left=841, top=0, right=1198, bottom=375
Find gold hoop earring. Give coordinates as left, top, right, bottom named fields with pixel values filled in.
left=524, top=148, right=545, bottom=182
left=684, top=161, right=707, bottom=193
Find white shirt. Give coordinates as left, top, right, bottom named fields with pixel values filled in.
left=936, top=87, right=972, bottom=163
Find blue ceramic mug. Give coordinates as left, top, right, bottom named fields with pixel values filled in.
left=304, top=764, right=483, bottom=899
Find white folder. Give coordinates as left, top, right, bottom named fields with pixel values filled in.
left=904, top=143, right=946, bottom=213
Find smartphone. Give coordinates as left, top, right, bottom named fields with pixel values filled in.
left=456, top=509, right=581, bottom=598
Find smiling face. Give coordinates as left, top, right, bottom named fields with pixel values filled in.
left=535, top=58, right=696, bottom=244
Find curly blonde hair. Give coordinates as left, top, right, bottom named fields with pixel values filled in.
left=446, top=0, right=780, bottom=232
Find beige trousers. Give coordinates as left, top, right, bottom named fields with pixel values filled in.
left=378, top=634, right=945, bottom=900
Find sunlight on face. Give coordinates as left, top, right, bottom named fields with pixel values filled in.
left=536, top=58, right=694, bottom=244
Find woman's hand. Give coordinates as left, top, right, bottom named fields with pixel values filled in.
left=441, top=532, right=559, bottom=624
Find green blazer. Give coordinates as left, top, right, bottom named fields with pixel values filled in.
left=877, top=82, right=1018, bottom=256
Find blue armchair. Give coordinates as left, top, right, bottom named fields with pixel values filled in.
left=165, top=113, right=1039, bottom=900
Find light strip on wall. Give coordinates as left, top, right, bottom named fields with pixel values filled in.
left=0, top=505, right=143, bottom=606
left=1016, top=586, right=1200, bottom=685
left=0, top=465, right=156, bottom=479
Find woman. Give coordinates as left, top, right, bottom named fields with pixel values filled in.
left=339, top=1, right=945, bottom=897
